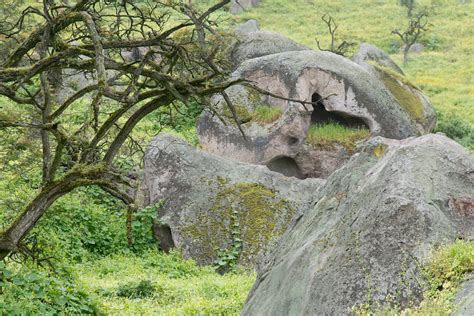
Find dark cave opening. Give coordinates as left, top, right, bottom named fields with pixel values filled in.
left=310, top=93, right=369, bottom=129
left=266, top=156, right=306, bottom=179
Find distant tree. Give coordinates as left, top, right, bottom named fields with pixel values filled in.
left=399, top=0, right=415, bottom=17
left=0, top=0, right=238, bottom=261
left=392, top=10, right=430, bottom=65
left=315, top=14, right=355, bottom=57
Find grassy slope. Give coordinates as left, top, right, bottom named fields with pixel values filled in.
left=233, top=0, right=474, bottom=127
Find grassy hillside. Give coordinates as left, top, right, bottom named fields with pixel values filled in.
left=235, top=0, right=474, bottom=130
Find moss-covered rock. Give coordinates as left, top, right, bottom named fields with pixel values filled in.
left=140, top=134, right=324, bottom=267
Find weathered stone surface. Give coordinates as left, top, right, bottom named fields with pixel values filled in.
left=198, top=50, right=436, bottom=178
left=353, top=42, right=404, bottom=74
left=235, top=19, right=260, bottom=34
left=454, top=274, right=474, bottom=316
left=353, top=43, right=436, bottom=133
left=243, top=134, right=474, bottom=315
left=231, top=31, right=309, bottom=66
left=230, top=0, right=260, bottom=14
left=140, top=133, right=325, bottom=267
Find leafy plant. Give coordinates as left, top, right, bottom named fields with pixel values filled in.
left=0, top=262, right=99, bottom=315
left=214, top=209, right=243, bottom=274
left=116, top=280, right=157, bottom=299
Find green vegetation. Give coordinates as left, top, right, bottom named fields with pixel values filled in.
left=181, top=181, right=294, bottom=269
left=307, top=123, right=371, bottom=151
left=75, top=252, right=255, bottom=315
left=354, top=240, right=474, bottom=315
left=252, top=105, right=283, bottom=124
left=236, top=0, right=474, bottom=135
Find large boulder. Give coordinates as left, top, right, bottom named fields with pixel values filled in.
left=230, top=0, right=260, bottom=14
left=231, top=30, right=309, bottom=67
left=243, top=134, right=474, bottom=315
left=198, top=50, right=436, bottom=178
left=353, top=43, right=436, bottom=133
left=139, top=134, right=324, bottom=268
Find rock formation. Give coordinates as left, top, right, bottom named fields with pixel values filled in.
left=198, top=45, right=436, bottom=178
left=242, top=134, right=474, bottom=315
left=140, top=133, right=324, bottom=268
left=230, top=0, right=260, bottom=14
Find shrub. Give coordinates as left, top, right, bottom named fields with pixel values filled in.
left=116, top=280, right=157, bottom=299
left=0, top=262, right=99, bottom=315
left=435, top=114, right=474, bottom=150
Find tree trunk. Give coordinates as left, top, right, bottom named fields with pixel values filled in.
left=0, top=166, right=132, bottom=260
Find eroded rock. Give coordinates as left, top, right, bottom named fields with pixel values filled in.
left=198, top=49, right=436, bottom=179
left=140, top=133, right=325, bottom=267
left=242, top=134, right=474, bottom=315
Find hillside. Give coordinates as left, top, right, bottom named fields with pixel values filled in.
left=0, top=1, right=473, bottom=315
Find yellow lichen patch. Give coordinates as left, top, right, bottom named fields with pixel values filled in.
left=179, top=181, right=295, bottom=267
left=372, top=144, right=387, bottom=158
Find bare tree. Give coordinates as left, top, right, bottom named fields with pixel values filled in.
left=399, top=0, right=415, bottom=17
left=392, top=10, right=430, bottom=65
left=315, top=14, right=355, bottom=57
left=0, top=0, right=240, bottom=261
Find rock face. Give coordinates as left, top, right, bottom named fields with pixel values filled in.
left=198, top=49, right=436, bottom=178
left=230, top=0, right=260, bottom=14
left=242, top=134, right=474, bottom=315
left=353, top=43, right=436, bottom=133
left=140, top=134, right=324, bottom=267
left=454, top=275, right=474, bottom=316
left=231, top=30, right=309, bottom=67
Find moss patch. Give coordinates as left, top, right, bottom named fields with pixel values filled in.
left=307, top=122, right=370, bottom=152
left=374, top=65, right=426, bottom=124
left=353, top=240, right=474, bottom=315
left=179, top=181, right=295, bottom=267
left=223, top=104, right=252, bottom=124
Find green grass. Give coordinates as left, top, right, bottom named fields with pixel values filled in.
left=74, top=251, right=256, bottom=315
left=306, top=122, right=370, bottom=150
left=252, top=105, right=283, bottom=124
left=234, top=0, right=474, bottom=131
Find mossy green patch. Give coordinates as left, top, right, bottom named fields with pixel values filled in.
left=223, top=104, right=252, bottom=124
left=374, top=66, right=426, bottom=124
left=179, top=181, right=295, bottom=267
left=353, top=240, right=474, bottom=315
left=307, top=122, right=370, bottom=152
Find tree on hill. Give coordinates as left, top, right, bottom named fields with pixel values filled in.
left=392, top=10, right=430, bottom=65
left=0, top=0, right=239, bottom=261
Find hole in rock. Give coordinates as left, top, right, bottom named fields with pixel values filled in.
left=267, top=156, right=306, bottom=179
left=310, top=93, right=369, bottom=129
left=153, top=223, right=175, bottom=253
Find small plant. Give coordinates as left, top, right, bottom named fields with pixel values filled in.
left=252, top=105, right=283, bottom=124
left=116, top=280, right=156, bottom=299
left=214, top=209, right=243, bottom=275
left=306, top=122, right=370, bottom=151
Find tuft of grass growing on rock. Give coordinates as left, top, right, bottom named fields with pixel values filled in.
left=252, top=105, right=283, bottom=124
left=306, top=122, right=370, bottom=151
